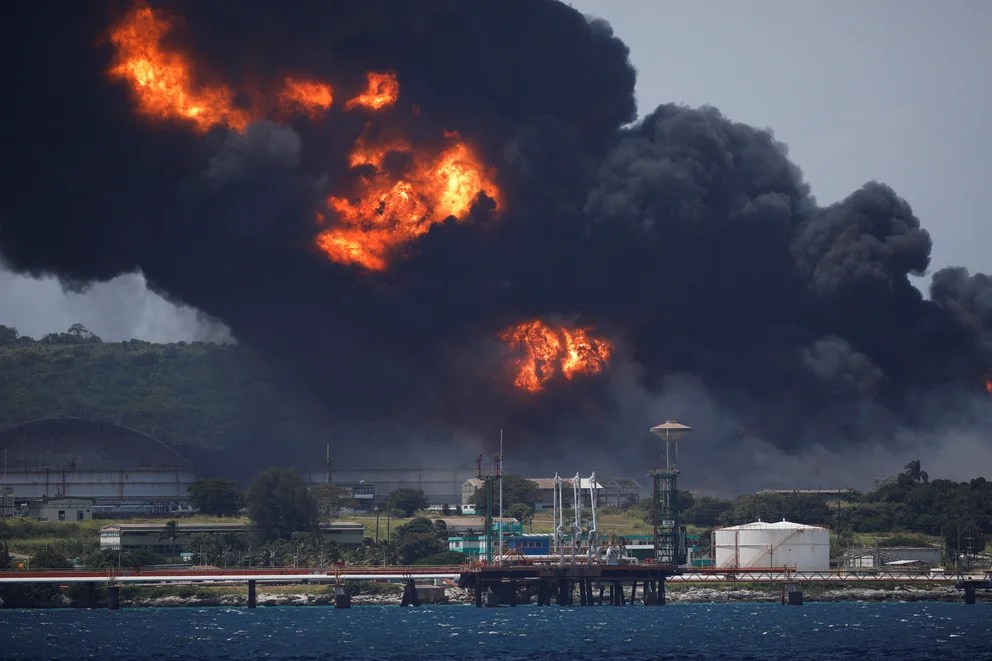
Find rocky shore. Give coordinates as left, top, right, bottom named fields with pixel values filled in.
left=666, top=585, right=963, bottom=603
left=116, top=584, right=974, bottom=608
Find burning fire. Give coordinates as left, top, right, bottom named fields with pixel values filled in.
left=277, top=76, right=334, bottom=118
left=985, top=378, right=992, bottom=394
left=500, top=321, right=614, bottom=392
left=108, top=5, right=251, bottom=133
left=316, top=134, right=501, bottom=271
left=108, top=4, right=501, bottom=272
left=345, top=72, right=400, bottom=111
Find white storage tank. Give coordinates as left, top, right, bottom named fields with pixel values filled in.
left=713, top=520, right=830, bottom=571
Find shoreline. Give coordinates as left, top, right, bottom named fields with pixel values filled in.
left=6, top=584, right=982, bottom=609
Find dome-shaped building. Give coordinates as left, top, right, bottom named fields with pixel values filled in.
left=0, top=417, right=197, bottom=511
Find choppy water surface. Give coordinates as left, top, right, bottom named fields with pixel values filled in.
left=3, top=602, right=990, bottom=660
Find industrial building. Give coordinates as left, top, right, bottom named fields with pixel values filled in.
left=0, top=417, right=197, bottom=508
left=840, top=546, right=942, bottom=570
left=25, top=496, right=94, bottom=522
left=99, top=522, right=365, bottom=553
left=303, top=466, right=474, bottom=506
left=713, top=520, right=830, bottom=571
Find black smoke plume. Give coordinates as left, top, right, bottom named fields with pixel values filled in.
left=2, top=1, right=989, bottom=489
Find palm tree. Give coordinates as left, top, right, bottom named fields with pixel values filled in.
left=904, top=459, right=929, bottom=484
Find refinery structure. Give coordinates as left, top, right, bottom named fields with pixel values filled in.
left=0, top=417, right=196, bottom=516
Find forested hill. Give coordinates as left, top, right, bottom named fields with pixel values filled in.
left=0, top=324, right=327, bottom=463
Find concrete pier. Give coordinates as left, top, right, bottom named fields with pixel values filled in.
left=459, top=564, right=678, bottom=608
left=247, top=580, right=257, bottom=608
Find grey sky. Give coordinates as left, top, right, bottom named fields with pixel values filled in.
left=569, top=0, right=992, bottom=276
left=1, top=0, right=989, bottom=340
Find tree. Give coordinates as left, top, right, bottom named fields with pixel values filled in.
left=505, top=503, right=534, bottom=527
left=311, top=484, right=354, bottom=521
left=188, top=478, right=243, bottom=516
left=0, top=325, right=18, bottom=346
left=414, top=550, right=468, bottom=566
left=245, top=468, right=317, bottom=541
left=470, top=474, right=540, bottom=513
left=161, top=520, right=179, bottom=541
left=388, top=488, right=427, bottom=516
left=391, top=517, right=447, bottom=564
left=683, top=496, right=735, bottom=527
left=31, top=547, right=73, bottom=569
left=904, top=459, right=929, bottom=484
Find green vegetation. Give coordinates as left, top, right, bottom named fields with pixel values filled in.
left=311, top=484, right=357, bottom=521
left=0, top=324, right=328, bottom=452
left=387, top=489, right=428, bottom=517
left=245, top=468, right=317, bottom=541
left=188, top=479, right=243, bottom=516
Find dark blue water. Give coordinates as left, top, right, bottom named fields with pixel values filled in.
left=3, top=602, right=989, bottom=660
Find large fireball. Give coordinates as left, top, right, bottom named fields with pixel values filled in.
left=500, top=321, right=614, bottom=392
left=317, top=136, right=501, bottom=271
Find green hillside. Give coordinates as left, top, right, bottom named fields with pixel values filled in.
left=0, top=324, right=323, bottom=452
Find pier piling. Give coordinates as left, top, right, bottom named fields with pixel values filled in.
left=247, top=580, right=257, bottom=608
left=400, top=579, right=420, bottom=607
left=106, top=585, right=120, bottom=611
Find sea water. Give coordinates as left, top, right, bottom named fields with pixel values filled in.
left=2, top=602, right=989, bottom=660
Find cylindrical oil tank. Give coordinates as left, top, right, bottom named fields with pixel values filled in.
left=713, top=520, right=829, bottom=570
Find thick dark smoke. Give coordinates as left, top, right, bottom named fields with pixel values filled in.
left=2, top=1, right=989, bottom=489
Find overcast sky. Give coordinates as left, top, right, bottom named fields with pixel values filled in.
left=2, top=0, right=989, bottom=341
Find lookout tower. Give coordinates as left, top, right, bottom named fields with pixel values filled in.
left=649, top=421, right=691, bottom=566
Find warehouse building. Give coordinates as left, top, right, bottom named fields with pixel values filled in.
left=0, top=417, right=197, bottom=508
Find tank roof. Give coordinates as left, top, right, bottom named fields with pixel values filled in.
left=0, top=417, right=194, bottom=470
left=718, top=520, right=827, bottom=531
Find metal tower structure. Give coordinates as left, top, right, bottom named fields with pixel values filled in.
left=649, top=421, right=691, bottom=566
left=475, top=452, right=502, bottom=564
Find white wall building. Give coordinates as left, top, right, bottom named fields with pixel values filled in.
left=714, top=520, right=830, bottom=571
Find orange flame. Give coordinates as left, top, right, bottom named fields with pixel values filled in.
left=106, top=5, right=502, bottom=271
left=108, top=5, right=251, bottom=133
left=985, top=378, right=992, bottom=394
left=277, top=76, right=334, bottom=118
left=500, top=321, right=614, bottom=392
left=316, top=134, right=500, bottom=271
left=345, top=72, right=400, bottom=110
